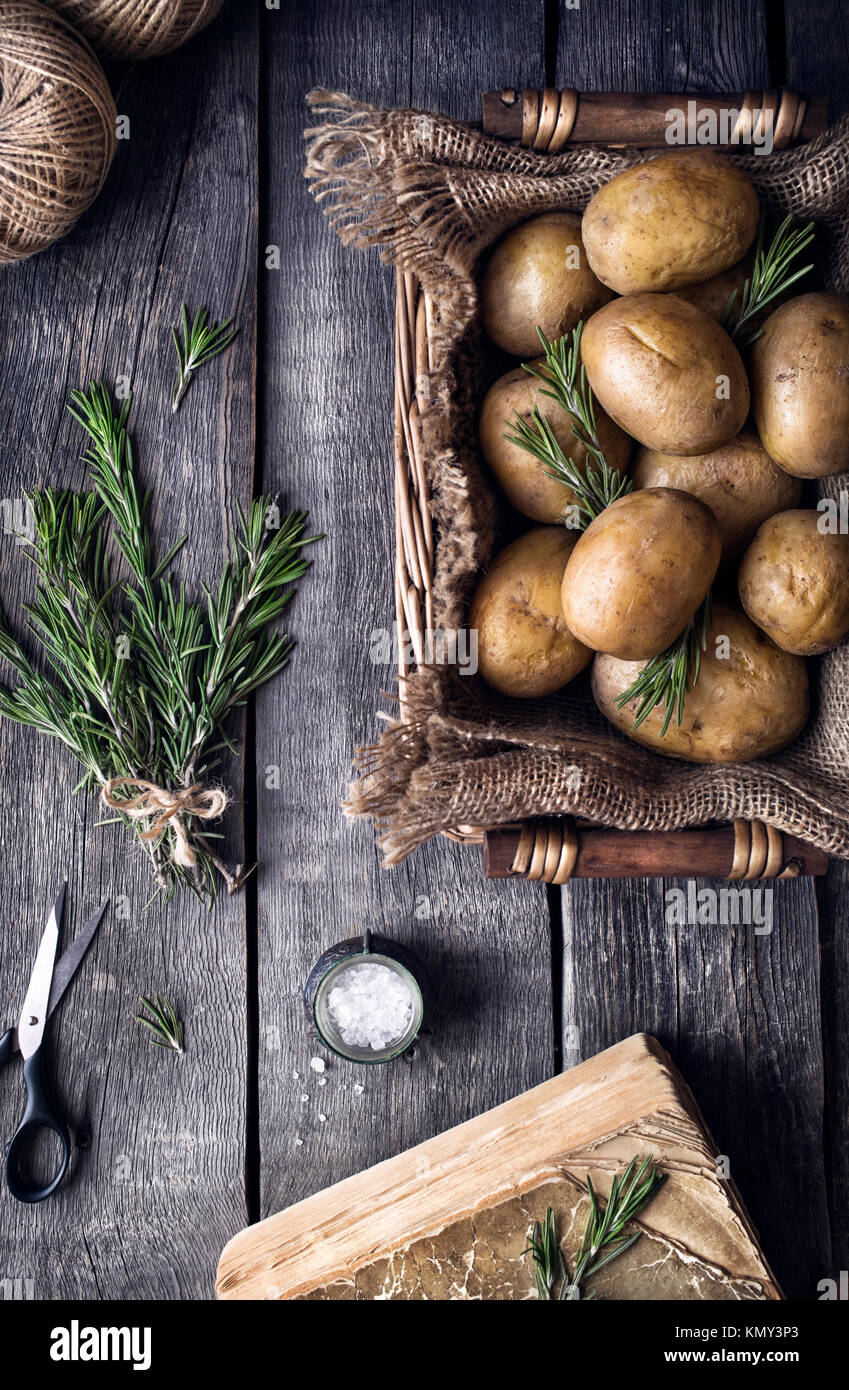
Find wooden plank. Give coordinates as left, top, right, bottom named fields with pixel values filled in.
left=785, top=0, right=849, bottom=1287
left=0, top=5, right=256, bottom=1298
left=557, top=0, right=831, bottom=1302
left=255, top=0, right=554, bottom=1222
left=218, top=1033, right=779, bottom=1301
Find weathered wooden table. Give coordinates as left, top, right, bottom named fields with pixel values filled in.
left=0, top=0, right=846, bottom=1301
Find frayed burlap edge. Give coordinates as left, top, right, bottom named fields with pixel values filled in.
left=304, top=90, right=849, bottom=865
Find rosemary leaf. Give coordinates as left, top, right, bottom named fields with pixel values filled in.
left=505, top=326, right=633, bottom=529
left=171, top=305, right=238, bottom=412
left=136, top=994, right=184, bottom=1053
left=525, top=1155, right=666, bottom=1301
left=616, top=595, right=713, bottom=736
left=720, top=215, right=815, bottom=348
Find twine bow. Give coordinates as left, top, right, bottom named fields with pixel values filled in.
left=101, top=777, right=229, bottom=870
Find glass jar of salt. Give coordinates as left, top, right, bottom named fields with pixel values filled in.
left=304, top=933, right=425, bottom=1063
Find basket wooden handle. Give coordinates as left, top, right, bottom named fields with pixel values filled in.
left=483, top=819, right=829, bottom=883
left=481, top=88, right=828, bottom=151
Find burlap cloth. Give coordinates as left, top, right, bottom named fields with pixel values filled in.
left=305, top=90, right=849, bottom=865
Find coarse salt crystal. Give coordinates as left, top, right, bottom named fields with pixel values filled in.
left=294, top=1137, right=303, bottom=1146
left=310, top=1056, right=326, bottom=1074
left=353, top=1083, right=364, bottom=1095
left=318, top=1113, right=327, bottom=1123
left=318, top=1077, right=327, bottom=1087
left=326, top=962, right=415, bottom=1052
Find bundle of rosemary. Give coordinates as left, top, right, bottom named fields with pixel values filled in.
left=0, top=383, right=316, bottom=904
left=506, top=215, right=814, bottom=735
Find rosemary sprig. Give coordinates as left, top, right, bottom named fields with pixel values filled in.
left=136, top=995, right=184, bottom=1053
left=171, top=305, right=238, bottom=412
left=568, top=1155, right=666, bottom=1298
left=525, top=1155, right=666, bottom=1301
left=615, top=594, right=713, bottom=736
left=720, top=215, right=815, bottom=348
left=525, top=1207, right=569, bottom=1301
left=0, top=383, right=318, bottom=903
left=505, top=326, right=633, bottom=529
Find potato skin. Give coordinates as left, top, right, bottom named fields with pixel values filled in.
left=581, top=151, right=759, bottom=295
left=560, top=488, right=721, bottom=660
left=592, top=604, right=809, bottom=763
left=479, top=362, right=631, bottom=523
left=469, top=527, right=591, bottom=698
left=738, top=510, right=849, bottom=655
left=480, top=212, right=613, bottom=358
left=581, top=294, right=750, bottom=455
left=751, top=293, right=849, bottom=478
left=632, top=429, right=802, bottom=560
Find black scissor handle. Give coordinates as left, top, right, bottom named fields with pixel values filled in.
left=5, top=1046, right=70, bottom=1204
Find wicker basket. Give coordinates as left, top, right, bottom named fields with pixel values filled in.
left=388, top=88, right=831, bottom=885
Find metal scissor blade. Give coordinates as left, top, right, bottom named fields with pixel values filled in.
left=46, top=901, right=108, bottom=1020
left=16, top=883, right=66, bottom=1060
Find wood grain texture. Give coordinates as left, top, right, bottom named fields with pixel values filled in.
left=785, top=0, right=849, bottom=1286
left=0, top=3, right=255, bottom=1298
left=556, top=0, right=773, bottom=91
left=253, top=0, right=554, bottom=1224
left=556, top=0, right=830, bottom=1301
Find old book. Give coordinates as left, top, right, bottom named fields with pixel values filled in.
left=216, top=1032, right=781, bottom=1300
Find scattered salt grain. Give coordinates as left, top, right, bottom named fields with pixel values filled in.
left=327, top=963, right=414, bottom=1051
left=300, top=1094, right=308, bottom=1103
left=353, top=1083, right=365, bottom=1095
left=318, top=1077, right=327, bottom=1087
left=310, top=1056, right=326, bottom=1074
left=294, top=1137, right=303, bottom=1146
left=318, top=1113, right=327, bottom=1123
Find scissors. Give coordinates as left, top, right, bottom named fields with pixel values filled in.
left=0, top=884, right=107, bottom=1204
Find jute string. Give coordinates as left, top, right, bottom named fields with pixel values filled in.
left=0, top=0, right=116, bottom=264
left=101, top=777, right=229, bottom=870
left=44, top=0, right=225, bottom=59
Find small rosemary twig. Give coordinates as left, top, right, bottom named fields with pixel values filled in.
left=616, top=595, right=713, bottom=736
left=720, top=216, right=815, bottom=348
left=135, top=995, right=184, bottom=1053
left=525, top=1155, right=666, bottom=1301
left=171, top=305, right=238, bottom=412
left=505, top=326, right=632, bottom=529
left=525, top=1207, right=569, bottom=1301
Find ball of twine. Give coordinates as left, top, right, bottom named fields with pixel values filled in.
left=0, top=0, right=116, bottom=264
left=44, top=0, right=226, bottom=59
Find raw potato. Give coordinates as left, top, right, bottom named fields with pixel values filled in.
left=738, top=510, right=849, bottom=655
left=560, top=488, right=721, bottom=660
left=581, top=294, right=749, bottom=454
left=479, top=362, right=631, bottom=523
left=469, top=527, right=591, bottom=698
left=632, top=429, right=802, bottom=560
left=581, top=150, right=759, bottom=295
left=480, top=212, right=613, bottom=358
left=751, top=292, right=849, bottom=478
left=592, top=604, right=809, bottom=763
